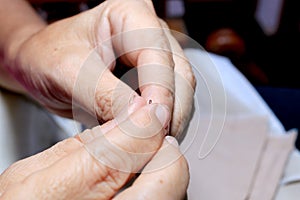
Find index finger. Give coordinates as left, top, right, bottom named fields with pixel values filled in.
left=100, top=0, right=175, bottom=122
left=123, top=28, right=175, bottom=125
left=113, top=28, right=175, bottom=118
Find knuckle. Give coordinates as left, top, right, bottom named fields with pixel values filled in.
left=90, top=164, right=122, bottom=196
left=46, top=138, right=80, bottom=158
left=176, top=58, right=196, bottom=90
left=87, top=148, right=130, bottom=192
left=95, top=89, right=113, bottom=122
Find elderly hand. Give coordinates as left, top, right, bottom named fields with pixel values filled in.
left=4, top=0, right=195, bottom=137
left=0, top=104, right=189, bottom=199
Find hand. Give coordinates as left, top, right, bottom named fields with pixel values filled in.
left=6, top=0, right=195, bottom=137
left=0, top=104, right=189, bottom=199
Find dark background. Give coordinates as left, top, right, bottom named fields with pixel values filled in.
left=154, top=0, right=300, bottom=149
left=183, top=0, right=300, bottom=149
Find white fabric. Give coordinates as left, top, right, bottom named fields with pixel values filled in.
left=181, top=116, right=269, bottom=199
left=183, top=48, right=285, bottom=134
left=275, top=151, right=300, bottom=200
left=249, top=130, right=297, bottom=200
left=181, top=48, right=298, bottom=200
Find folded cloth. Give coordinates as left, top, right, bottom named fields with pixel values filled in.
left=275, top=151, right=300, bottom=200
left=248, top=130, right=297, bottom=200
left=181, top=113, right=296, bottom=200
left=181, top=116, right=268, bottom=199
left=182, top=48, right=298, bottom=200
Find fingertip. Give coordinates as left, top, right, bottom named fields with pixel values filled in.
left=165, top=136, right=179, bottom=147
left=141, top=85, right=174, bottom=111
left=128, top=95, right=147, bottom=114
left=154, top=104, right=170, bottom=129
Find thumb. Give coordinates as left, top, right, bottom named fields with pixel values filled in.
left=114, top=136, right=189, bottom=200
left=1, top=104, right=170, bottom=200
left=72, top=50, right=146, bottom=127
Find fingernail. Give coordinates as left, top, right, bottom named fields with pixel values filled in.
left=128, top=95, right=143, bottom=115
left=165, top=136, right=179, bottom=147
left=155, top=104, right=170, bottom=128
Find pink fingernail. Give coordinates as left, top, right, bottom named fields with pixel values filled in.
left=165, top=136, right=179, bottom=147
left=155, top=104, right=170, bottom=128
left=128, top=95, right=140, bottom=114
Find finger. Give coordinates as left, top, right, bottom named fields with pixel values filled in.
left=1, top=104, right=170, bottom=200
left=0, top=138, right=81, bottom=193
left=114, top=136, right=189, bottom=200
left=72, top=50, right=147, bottom=127
left=159, top=20, right=196, bottom=138
left=99, top=0, right=175, bottom=121
left=78, top=94, right=146, bottom=143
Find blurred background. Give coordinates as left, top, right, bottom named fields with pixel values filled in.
left=31, top=0, right=300, bottom=148
left=152, top=0, right=300, bottom=150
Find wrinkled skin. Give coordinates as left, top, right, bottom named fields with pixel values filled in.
left=6, top=0, right=195, bottom=137
left=0, top=0, right=195, bottom=199
left=0, top=104, right=189, bottom=200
